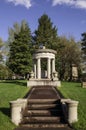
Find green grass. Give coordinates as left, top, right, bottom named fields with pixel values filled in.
left=58, top=82, right=86, bottom=130
left=0, top=80, right=29, bottom=130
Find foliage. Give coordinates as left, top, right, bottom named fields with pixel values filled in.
left=0, top=38, right=4, bottom=62
left=0, top=80, right=29, bottom=130
left=56, top=36, right=81, bottom=80
left=34, top=14, right=58, bottom=48
left=81, top=33, right=86, bottom=58
left=0, top=15, right=80, bottom=81
left=0, top=38, right=12, bottom=80
left=58, top=82, right=86, bottom=130
left=33, top=14, right=81, bottom=80
left=0, top=64, right=12, bottom=79
left=81, top=32, right=86, bottom=75
left=7, top=20, right=32, bottom=76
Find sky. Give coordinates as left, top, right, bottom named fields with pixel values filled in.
left=0, top=0, right=86, bottom=42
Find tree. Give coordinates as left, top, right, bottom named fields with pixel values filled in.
left=81, top=33, right=86, bottom=75
left=33, top=14, right=58, bottom=70
left=34, top=14, right=58, bottom=49
left=0, top=64, right=12, bottom=79
left=33, top=14, right=81, bottom=80
left=7, top=20, right=32, bottom=76
left=0, top=38, right=3, bottom=62
left=56, top=36, right=81, bottom=80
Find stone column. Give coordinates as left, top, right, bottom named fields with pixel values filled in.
left=37, top=58, right=41, bottom=79
left=67, top=100, right=79, bottom=124
left=10, top=99, right=27, bottom=125
left=52, top=58, right=55, bottom=73
left=47, top=58, right=51, bottom=79
left=34, top=61, right=37, bottom=79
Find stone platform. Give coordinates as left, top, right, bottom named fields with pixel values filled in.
left=27, top=79, right=61, bottom=87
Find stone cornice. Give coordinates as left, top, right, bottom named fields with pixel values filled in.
left=35, top=49, right=57, bottom=54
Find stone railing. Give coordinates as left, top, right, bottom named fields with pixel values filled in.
left=61, top=99, right=79, bottom=124
left=10, top=98, right=79, bottom=125
left=10, top=98, right=27, bottom=125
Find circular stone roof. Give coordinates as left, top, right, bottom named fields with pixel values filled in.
left=34, top=48, right=57, bottom=55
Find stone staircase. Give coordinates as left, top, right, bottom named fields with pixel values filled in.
left=15, top=98, right=72, bottom=130
left=14, top=87, right=73, bottom=130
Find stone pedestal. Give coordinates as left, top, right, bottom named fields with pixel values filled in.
left=67, top=100, right=79, bottom=124
left=82, top=82, right=86, bottom=88
left=61, top=99, right=79, bottom=124
left=10, top=98, right=27, bottom=125
left=72, top=64, right=78, bottom=81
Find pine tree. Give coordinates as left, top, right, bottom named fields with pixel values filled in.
left=7, top=20, right=32, bottom=76
left=33, top=14, right=58, bottom=70
left=34, top=14, right=58, bottom=49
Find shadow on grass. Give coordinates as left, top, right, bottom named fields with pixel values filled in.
left=0, top=107, right=10, bottom=117
left=0, top=80, right=27, bottom=87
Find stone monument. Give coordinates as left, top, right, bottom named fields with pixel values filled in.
left=72, top=64, right=78, bottom=81
left=27, top=46, right=61, bottom=87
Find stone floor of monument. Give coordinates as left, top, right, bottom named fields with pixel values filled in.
left=15, top=86, right=73, bottom=130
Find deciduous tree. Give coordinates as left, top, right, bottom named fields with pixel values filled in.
left=56, top=36, right=81, bottom=80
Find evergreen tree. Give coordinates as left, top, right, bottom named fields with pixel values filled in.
left=34, top=14, right=58, bottom=70
left=81, top=33, right=86, bottom=74
left=34, top=14, right=58, bottom=49
left=7, top=20, right=32, bottom=76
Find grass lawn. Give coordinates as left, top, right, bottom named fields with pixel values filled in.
left=0, top=80, right=29, bottom=130
left=58, top=82, right=86, bottom=130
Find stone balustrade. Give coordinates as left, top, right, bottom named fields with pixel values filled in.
left=10, top=98, right=27, bottom=125
left=61, top=99, right=79, bottom=124
left=10, top=98, right=79, bottom=126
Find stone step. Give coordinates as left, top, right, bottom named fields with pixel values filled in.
left=27, top=104, right=61, bottom=110
left=28, top=99, right=60, bottom=104
left=19, top=123, right=68, bottom=128
left=23, top=109, right=62, bottom=117
left=21, top=116, right=61, bottom=124
left=15, top=127, right=73, bottom=130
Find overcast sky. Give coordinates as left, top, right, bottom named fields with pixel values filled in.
left=0, top=0, right=86, bottom=41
